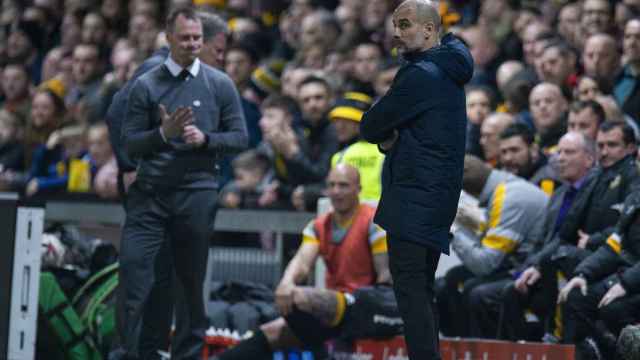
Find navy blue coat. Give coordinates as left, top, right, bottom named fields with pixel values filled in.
left=106, top=47, right=170, bottom=173
left=360, top=34, right=474, bottom=253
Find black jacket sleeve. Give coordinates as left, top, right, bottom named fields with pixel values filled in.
left=575, top=244, right=621, bottom=282
left=106, top=88, right=137, bottom=171
left=588, top=163, right=640, bottom=249
left=577, top=191, right=640, bottom=283
left=620, top=263, right=640, bottom=294
left=525, top=235, right=561, bottom=268
left=360, top=65, right=435, bottom=144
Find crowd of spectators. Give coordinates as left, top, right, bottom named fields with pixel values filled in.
left=3, top=0, right=640, bottom=356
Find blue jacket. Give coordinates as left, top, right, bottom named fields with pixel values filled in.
left=360, top=34, right=474, bottom=253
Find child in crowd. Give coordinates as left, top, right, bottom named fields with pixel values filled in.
left=88, top=123, right=118, bottom=199
left=220, top=149, right=276, bottom=209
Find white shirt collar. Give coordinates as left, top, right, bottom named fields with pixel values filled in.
left=164, top=55, right=200, bottom=78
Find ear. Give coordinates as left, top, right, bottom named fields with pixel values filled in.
left=424, top=22, right=435, bottom=37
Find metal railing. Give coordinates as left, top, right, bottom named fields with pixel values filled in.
left=43, top=200, right=315, bottom=234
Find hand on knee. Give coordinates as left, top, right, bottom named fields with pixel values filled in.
left=260, top=318, right=301, bottom=350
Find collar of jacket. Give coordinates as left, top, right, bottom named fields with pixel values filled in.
left=603, top=154, right=636, bottom=175
left=402, top=33, right=456, bottom=63
left=479, top=169, right=515, bottom=206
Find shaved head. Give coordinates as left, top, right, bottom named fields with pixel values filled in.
left=330, top=163, right=361, bottom=186
left=392, top=0, right=441, bottom=53
left=327, top=164, right=362, bottom=214
left=396, top=0, right=441, bottom=30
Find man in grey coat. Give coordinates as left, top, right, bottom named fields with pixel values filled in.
left=120, top=7, right=247, bottom=359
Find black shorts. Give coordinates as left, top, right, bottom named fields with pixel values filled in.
left=285, top=285, right=403, bottom=346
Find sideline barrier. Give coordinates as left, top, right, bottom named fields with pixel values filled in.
left=339, top=336, right=575, bottom=360
left=43, top=199, right=315, bottom=233
left=203, top=335, right=576, bottom=360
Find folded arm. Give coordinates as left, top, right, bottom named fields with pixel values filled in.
left=360, top=65, right=435, bottom=144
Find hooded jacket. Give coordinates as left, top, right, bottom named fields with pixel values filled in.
left=360, top=34, right=474, bottom=252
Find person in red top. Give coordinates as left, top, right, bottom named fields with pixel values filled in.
left=217, top=164, right=393, bottom=360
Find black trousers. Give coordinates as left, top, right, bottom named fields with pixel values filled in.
left=467, top=278, right=512, bottom=338
left=387, top=235, right=441, bottom=360
left=498, top=265, right=558, bottom=341
left=119, top=181, right=217, bottom=360
left=564, top=274, right=640, bottom=345
left=435, top=265, right=508, bottom=338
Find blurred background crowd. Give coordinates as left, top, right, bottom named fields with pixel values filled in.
left=0, top=0, right=638, bottom=210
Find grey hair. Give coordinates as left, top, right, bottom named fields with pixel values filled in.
left=567, top=131, right=596, bottom=159
left=198, top=11, right=229, bottom=41
left=398, top=0, right=441, bottom=31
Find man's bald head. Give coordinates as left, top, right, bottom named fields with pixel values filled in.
left=330, top=163, right=361, bottom=185
left=327, top=164, right=362, bottom=214
left=529, top=82, right=568, bottom=133
left=392, top=0, right=441, bottom=53
left=497, top=61, right=525, bottom=93
left=396, top=0, right=441, bottom=30
left=480, top=112, right=515, bottom=162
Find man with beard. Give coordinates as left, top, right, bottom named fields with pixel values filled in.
left=360, top=0, right=473, bottom=358
left=499, top=122, right=560, bottom=195
left=289, top=76, right=339, bottom=211
left=475, top=132, right=595, bottom=341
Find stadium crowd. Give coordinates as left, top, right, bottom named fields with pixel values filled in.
left=3, top=0, right=640, bottom=358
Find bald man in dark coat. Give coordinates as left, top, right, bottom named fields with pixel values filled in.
left=360, top=0, right=473, bottom=358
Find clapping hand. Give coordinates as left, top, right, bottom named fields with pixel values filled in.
left=159, top=105, right=193, bottom=138
left=183, top=125, right=206, bottom=147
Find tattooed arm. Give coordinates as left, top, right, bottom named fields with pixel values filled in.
left=292, top=287, right=340, bottom=326
left=373, top=253, right=392, bottom=285
left=276, top=242, right=320, bottom=315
